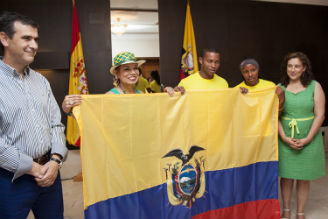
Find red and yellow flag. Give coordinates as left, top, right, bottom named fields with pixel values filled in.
left=66, top=0, right=89, bottom=146
left=180, top=0, right=199, bottom=80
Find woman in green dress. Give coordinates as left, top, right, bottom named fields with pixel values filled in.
left=278, top=52, right=326, bottom=219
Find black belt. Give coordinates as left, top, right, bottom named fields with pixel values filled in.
left=33, top=151, right=51, bottom=165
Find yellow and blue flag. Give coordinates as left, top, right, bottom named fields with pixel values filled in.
left=75, top=88, right=280, bottom=219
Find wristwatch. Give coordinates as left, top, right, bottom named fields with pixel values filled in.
left=50, top=157, right=63, bottom=168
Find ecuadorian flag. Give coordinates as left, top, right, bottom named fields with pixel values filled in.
left=74, top=87, right=280, bottom=219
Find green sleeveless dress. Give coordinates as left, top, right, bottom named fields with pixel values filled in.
left=109, top=88, right=142, bottom=94
left=278, top=80, right=325, bottom=180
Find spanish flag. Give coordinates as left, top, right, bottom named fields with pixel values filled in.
left=75, top=88, right=280, bottom=219
left=66, top=0, right=89, bottom=146
left=180, top=0, right=199, bottom=80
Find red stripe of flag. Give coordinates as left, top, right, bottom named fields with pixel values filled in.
left=71, top=0, right=81, bottom=51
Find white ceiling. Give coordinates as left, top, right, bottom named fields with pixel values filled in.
left=110, top=0, right=158, bottom=39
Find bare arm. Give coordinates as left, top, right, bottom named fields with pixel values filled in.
left=275, top=86, right=285, bottom=114
left=295, top=81, right=325, bottom=147
left=278, top=120, right=288, bottom=142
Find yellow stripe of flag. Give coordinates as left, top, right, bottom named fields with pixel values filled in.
left=74, top=88, right=278, bottom=208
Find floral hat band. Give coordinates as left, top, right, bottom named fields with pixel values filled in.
left=110, top=51, right=146, bottom=74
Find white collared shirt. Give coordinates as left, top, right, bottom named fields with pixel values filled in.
left=0, top=59, right=67, bottom=180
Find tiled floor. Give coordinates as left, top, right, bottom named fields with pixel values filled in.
left=283, top=149, right=328, bottom=219
left=60, top=150, right=84, bottom=219
left=28, top=149, right=328, bottom=219
left=27, top=150, right=84, bottom=219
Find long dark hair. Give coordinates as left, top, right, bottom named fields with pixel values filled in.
left=150, top=70, right=160, bottom=85
left=280, top=52, right=314, bottom=87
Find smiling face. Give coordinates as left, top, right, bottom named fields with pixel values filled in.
left=0, top=21, right=38, bottom=69
left=199, top=51, right=220, bottom=79
left=286, top=57, right=306, bottom=82
left=241, top=64, right=259, bottom=86
left=114, top=63, right=140, bottom=85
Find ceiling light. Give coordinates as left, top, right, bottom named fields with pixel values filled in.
left=111, top=17, right=128, bottom=36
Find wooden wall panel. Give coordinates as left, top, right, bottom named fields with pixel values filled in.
left=1, top=0, right=328, bottom=123
left=0, top=0, right=112, bottom=145
left=158, top=0, right=328, bottom=124
left=0, top=0, right=112, bottom=94
left=158, top=0, right=328, bottom=86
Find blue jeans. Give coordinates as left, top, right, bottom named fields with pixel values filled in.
left=0, top=168, right=64, bottom=219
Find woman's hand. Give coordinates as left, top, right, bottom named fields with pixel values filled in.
left=62, top=95, right=82, bottom=114
left=164, top=86, right=185, bottom=97
left=293, top=138, right=309, bottom=149
left=283, top=137, right=304, bottom=150
left=163, top=86, right=174, bottom=96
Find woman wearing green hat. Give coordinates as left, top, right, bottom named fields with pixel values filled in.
left=62, top=51, right=184, bottom=114
left=108, top=51, right=148, bottom=94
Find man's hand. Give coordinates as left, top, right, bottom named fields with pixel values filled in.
left=174, top=86, right=185, bottom=95
left=27, top=161, right=44, bottom=179
left=239, top=87, right=248, bottom=94
left=35, top=161, right=59, bottom=187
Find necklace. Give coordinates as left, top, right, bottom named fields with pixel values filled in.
left=119, top=84, right=136, bottom=94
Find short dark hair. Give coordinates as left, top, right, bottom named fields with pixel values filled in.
left=201, top=48, right=220, bottom=58
left=280, top=52, right=314, bottom=87
left=0, top=11, right=38, bottom=51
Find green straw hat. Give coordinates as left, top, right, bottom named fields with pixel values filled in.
left=110, top=51, right=145, bottom=74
